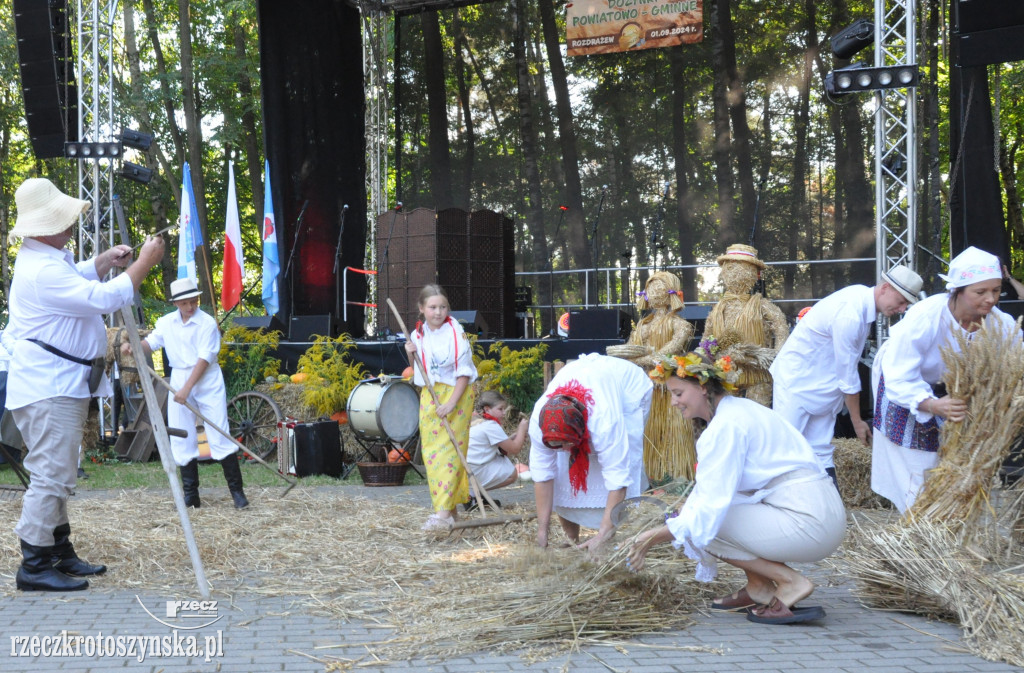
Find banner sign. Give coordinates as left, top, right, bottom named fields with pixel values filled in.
left=566, top=0, right=703, bottom=57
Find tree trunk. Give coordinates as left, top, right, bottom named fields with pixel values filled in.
left=453, top=12, right=475, bottom=210
left=231, top=18, right=264, bottom=220
left=422, top=11, right=453, bottom=209
left=178, top=0, right=215, bottom=307
left=708, top=0, right=737, bottom=245
left=716, top=0, right=756, bottom=237
left=670, top=45, right=699, bottom=303
left=789, top=0, right=816, bottom=301
left=538, top=0, right=592, bottom=300
left=513, top=0, right=551, bottom=334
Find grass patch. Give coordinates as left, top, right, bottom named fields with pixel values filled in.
left=0, top=455, right=426, bottom=490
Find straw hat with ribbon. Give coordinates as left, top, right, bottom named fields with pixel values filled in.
left=169, top=278, right=202, bottom=301
left=8, top=178, right=90, bottom=244
left=716, top=243, right=767, bottom=270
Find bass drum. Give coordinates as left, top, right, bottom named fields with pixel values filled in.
left=346, top=377, right=420, bottom=443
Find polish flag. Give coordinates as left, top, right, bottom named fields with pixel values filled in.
left=221, top=161, right=244, bottom=312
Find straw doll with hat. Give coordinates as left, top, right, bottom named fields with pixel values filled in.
left=122, top=278, right=250, bottom=511
left=608, top=271, right=697, bottom=481
left=704, top=244, right=789, bottom=406
left=6, top=178, right=165, bottom=592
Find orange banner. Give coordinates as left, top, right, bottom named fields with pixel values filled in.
left=566, top=0, right=703, bottom=57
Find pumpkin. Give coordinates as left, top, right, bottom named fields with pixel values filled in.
left=290, top=372, right=309, bottom=384
left=331, top=410, right=348, bottom=425
left=388, top=448, right=412, bottom=463
left=402, top=366, right=414, bottom=380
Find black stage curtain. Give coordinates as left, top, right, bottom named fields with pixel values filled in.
left=258, top=0, right=367, bottom=335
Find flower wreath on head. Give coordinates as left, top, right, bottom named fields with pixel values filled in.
left=647, top=334, right=740, bottom=392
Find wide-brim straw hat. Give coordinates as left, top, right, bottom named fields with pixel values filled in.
left=880, top=264, right=924, bottom=303
left=169, top=278, right=201, bottom=301
left=9, top=178, right=90, bottom=243
left=716, top=243, right=766, bottom=270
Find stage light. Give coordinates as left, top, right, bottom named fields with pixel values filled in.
left=64, top=141, right=123, bottom=159
left=119, top=161, right=154, bottom=184
left=119, top=129, right=153, bottom=151
left=831, top=18, right=874, bottom=60
left=825, top=64, right=920, bottom=96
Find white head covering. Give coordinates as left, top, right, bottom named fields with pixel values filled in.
left=939, top=246, right=1002, bottom=290
left=169, top=278, right=201, bottom=301
left=8, top=178, right=90, bottom=244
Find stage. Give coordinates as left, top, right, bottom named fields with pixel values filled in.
left=268, top=337, right=627, bottom=375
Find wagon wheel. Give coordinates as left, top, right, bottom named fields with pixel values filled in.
left=227, top=391, right=283, bottom=462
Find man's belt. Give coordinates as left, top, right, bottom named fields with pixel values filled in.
left=26, top=339, right=105, bottom=394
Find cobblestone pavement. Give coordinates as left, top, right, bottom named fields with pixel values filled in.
left=0, top=483, right=1020, bottom=673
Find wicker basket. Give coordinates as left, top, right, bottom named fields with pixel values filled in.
left=356, top=461, right=410, bottom=487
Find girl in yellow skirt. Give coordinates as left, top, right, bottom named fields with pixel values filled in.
left=404, top=284, right=478, bottom=530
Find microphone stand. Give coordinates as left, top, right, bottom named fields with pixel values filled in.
left=333, top=204, right=349, bottom=333
left=218, top=280, right=263, bottom=328
left=589, top=187, right=608, bottom=309
left=549, top=206, right=567, bottom=337
left=283, top=199, right=309, bottom=326
left=380, top=203, right=402, bottom=337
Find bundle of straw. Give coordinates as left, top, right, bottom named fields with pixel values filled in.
left=908, top=317, right=1024, bottom=526
left=842, top=516, right=1024, bottom=668
left=832, top=437, right=887, bottom=509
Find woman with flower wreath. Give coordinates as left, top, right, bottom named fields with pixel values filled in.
left=626, top=340, right=846, bottom=625
left=528, top=353, right=653, bottom=551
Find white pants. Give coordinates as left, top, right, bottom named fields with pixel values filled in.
left=168, top=368, right=235, bottom=466
left=13, top=397, right=89, bottom=546
left=773, top=383, right=842, bottom=471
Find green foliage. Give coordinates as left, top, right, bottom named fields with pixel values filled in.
left=219, top=325, right=282, bottom=400
left=296, top=334, right=368, bottom=416
left=475, top=341, right=548, bottom=415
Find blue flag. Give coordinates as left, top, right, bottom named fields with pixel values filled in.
left=261, top=160, right=280, bottom=316
left=176, top=162, right=204, bottom=283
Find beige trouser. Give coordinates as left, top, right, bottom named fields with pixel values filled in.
left=13, top=397, right=89, bottom=547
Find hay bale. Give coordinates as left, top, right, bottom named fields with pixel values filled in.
left=833, top=437, right=888, bottom=509
left=106, top=327, right=150, bottom=386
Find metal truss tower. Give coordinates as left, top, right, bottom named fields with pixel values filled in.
left=874, top=0, right=918, bottom=340
left=74, top=0, right=118, bottom=262
left=362, top=7, right=391, bottom=333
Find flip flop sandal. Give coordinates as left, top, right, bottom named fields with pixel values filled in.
left=746, top=597, right=826, bottom=625
left=710, top=587, right=758, bottom=611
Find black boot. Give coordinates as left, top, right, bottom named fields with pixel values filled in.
left=52, top=523, right=106, bottom=576
left=16, top=539, right=88, bottom=592
left=180, top=459, right=201, bottom=508
left=219, top=455, right=249, bottom=509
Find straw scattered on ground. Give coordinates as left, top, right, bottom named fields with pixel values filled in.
left=0, top=487, right=729, bottom=662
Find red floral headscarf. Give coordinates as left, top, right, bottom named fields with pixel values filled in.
left=539, top=379, right=595, bottom=495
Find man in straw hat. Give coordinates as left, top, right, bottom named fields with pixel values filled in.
left=6, top=177, right=164, bottom=591
left=770, top=266, right=923, bottom=488
left=122, top=278, right=249, bottom=511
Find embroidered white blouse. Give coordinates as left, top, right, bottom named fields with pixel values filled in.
left=408, top=318, right=478, bottom=387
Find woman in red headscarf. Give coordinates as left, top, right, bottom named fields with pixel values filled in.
left=528, top=353, right=653, bottom=550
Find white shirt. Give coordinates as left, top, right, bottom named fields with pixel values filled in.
left=876, top=293, right=1017, bottom=423
left=770, top=285, right=875, bottom=415
left=145, top=308, right=222, bottom=372
left=0, top=330, right=13, bottom=373
left=528, top=354, right=652, bottom=508
left=6, top=238, right=135, bottom=408
left=408, top=318, right=477, bottom=387
left=666, top=396, right=824, bottom=578
left=467, top=419, right=508, bottom=466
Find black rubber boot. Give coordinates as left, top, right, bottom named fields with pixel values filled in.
left=219, top=455, right=249, bottom=509
left=52, top=523, right=106, bottom=576
left=16, top=539, right=88, bottom=592
left=180, top=459, right=201, bottom=508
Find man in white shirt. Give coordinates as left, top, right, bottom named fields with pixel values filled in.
left=770, top=266, right=922, bottom=487
left=126, top=278, right=248, bottom=510
left=6, top=178, right=164, bottom=592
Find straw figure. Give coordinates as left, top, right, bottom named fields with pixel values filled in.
left=608, top=271, right=697, bottom=481
left=704, top=244, right=788, bottom=406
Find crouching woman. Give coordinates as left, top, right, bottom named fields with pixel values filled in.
left=627, top=348, right=846, bottom=624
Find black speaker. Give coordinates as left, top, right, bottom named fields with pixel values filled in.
left=450, top=310, right=489, bottom=338
left=292, top=421, right=342, bottom=478
left=13, top=0, right=77, bottom=159
left=231, top=315, right=288, bottom=334
left=568, top=309, right=631, bottom=340
left=289, top=314, right=333, bottom=342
